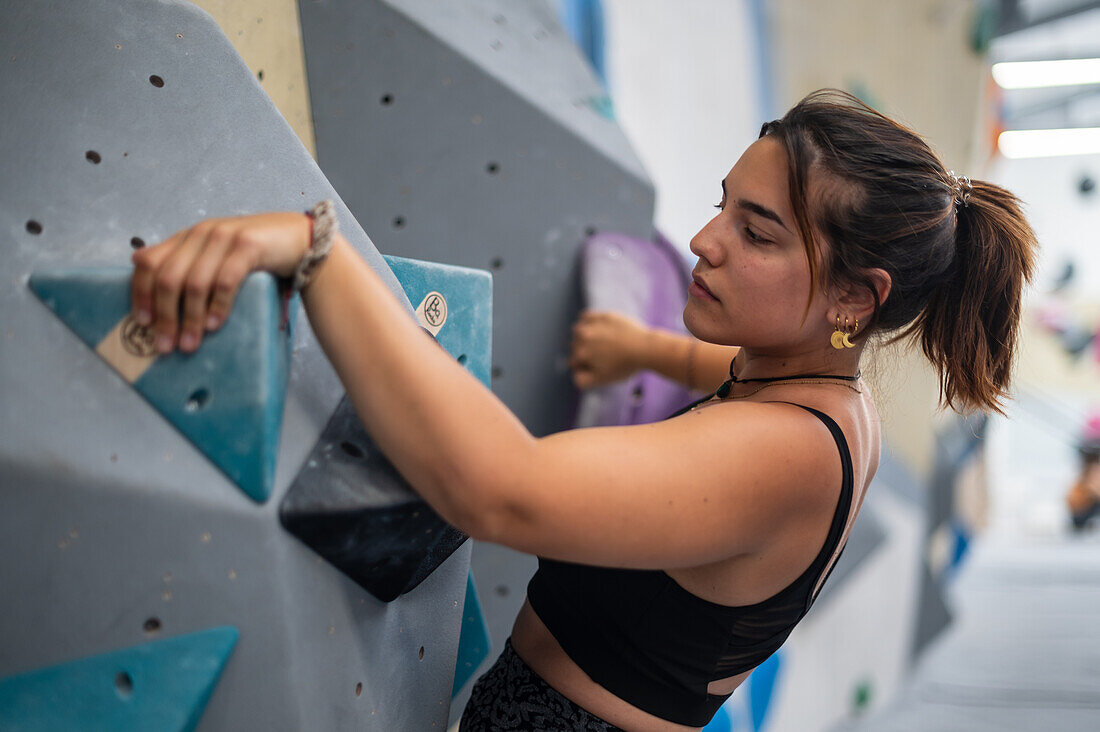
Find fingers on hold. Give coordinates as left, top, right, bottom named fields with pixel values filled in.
left=130, top=266, right=156, bottom=326
left=151, top=229, right=209, bottom=349
left=152, top=269, right=184, bottom=350
left=206, top=252, right=251, bottom=330
left=179, top=228, right=235, bottom=347
left=131, top=231, right=183, bottom=323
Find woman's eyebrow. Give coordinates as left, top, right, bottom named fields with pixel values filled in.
left=735, top=199, right=790, bottom=232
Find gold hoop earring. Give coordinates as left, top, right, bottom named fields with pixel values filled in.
left=830, top=314, right=847, bottom=350
left=841, top=316, right=856, bottom=349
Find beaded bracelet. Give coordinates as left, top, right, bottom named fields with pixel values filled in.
left=292, top=199, right=338, bottom=292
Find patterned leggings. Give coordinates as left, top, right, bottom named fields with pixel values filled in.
left=459, top=639, right=625, bottom=731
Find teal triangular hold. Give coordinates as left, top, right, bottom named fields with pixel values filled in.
left=383, top=255, right=492, bottom=389
left=0, top=626, right=239, bottom=732
left=28, top=267, right=292, bottom=503
left=452, top=571, right=491, bottom=697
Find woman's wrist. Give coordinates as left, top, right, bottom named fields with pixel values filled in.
left=627, top=322, right=658, bottom=373
left=290, top=200, right=338, bottom=290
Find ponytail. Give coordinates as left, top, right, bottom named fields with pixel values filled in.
left=900, top=181, right=1037, bottom=415
left=763, top=90, right=1038, bottom=415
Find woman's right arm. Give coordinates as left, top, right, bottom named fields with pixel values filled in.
left=569, top=311, right=736, bottom=392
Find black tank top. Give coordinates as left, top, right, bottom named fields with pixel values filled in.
left=525, top=402, right=854, bottom=727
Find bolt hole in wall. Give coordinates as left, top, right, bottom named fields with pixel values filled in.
left=486, top=161, right=500, bottom=175
left=392, top=216, right=405, bottom=230
left=340, top=441, right=364, bottom=459
left=143, top=617, right=161, bottom=633
left=418, top=646, right=425, bottom=660
left=457, top=354, right=468, bottom=365
left=114, top=671, right=133, bottom=699
left=25, top=220, right=42, bottom=235
left=491, top=366, right=503, bottom=379
left=257, top=69, right=264, bottom=81
left=184, top=388, right=210, bottom=413
left=130, top=237, right=145, bottom=249
left=490, top=257, right=503, bottom=270
left=355, top=682, right=362, bottom=697
left=85, top=150, right=101, bottom=164
left=380, top=93, right=394, bottom=106
left=148, top=74, right=164, bottom=88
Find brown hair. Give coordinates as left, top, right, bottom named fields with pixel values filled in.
left=760, top=90, right=1038, bottom=415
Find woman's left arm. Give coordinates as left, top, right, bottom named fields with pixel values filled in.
left=131, top=214, right=834, bottom=569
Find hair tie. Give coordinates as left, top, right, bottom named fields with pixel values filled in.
left=948, top=170, right=972, bottom=208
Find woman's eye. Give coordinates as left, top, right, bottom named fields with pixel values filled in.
left=744, top=226, right=768, bottom=243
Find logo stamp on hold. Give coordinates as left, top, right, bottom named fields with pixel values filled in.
left=120, top=315, right=157, bottom=357
left=422, top=292, right=447, bottom=328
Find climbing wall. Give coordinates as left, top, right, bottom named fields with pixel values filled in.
left=298, top=0, right=655, bottom=438
left=0, top=2, right=482, bottom=729
left=296, top=2, right=657, bottom=712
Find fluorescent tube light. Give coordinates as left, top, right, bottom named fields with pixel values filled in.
left=998, top=128, right=1100, bottom=158
left=992, top=58, right=1100, bottom=89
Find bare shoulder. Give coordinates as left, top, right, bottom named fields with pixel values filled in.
left=669, top=398, right=855, bottom=513
left=488, top=397, right=863, bottom=568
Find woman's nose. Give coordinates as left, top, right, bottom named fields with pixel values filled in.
left=689, top=215, right=723, bottom=266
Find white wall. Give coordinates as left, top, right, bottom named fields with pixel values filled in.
left=988, top=153, right=1100, bottom=297
left=601, top=0, right=764, bottom=256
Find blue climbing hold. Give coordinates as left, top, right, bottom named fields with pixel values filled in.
left=0, top=626, right=239, bottom=732
left=28, top=268, right=292, bottom=503
left=452, top=571, right=492, bottom=697
left=702, top=703, right=733, bottom=732
left=383, top=255, right=492, bottom=388
left=748, top=651, right=782, bottom=731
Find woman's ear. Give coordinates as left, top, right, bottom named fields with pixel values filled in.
left=832, top=268, right=892, bottom=325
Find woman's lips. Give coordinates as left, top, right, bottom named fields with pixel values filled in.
left=689, top=276, right=718, bottom=301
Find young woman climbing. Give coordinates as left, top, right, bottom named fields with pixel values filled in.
left=130, top=90, right=1037, bottom=730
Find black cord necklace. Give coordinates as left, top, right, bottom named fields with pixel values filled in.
left=715, top=359, right=861, bottom=399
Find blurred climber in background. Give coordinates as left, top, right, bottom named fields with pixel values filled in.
left=1066, top=415, right=1100, bottom=532
left=129, top=90, right=1037, bottom=731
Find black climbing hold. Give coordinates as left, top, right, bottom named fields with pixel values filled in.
left=279, top=396, right=468, bottom=602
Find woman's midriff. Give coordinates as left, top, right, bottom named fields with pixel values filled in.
left=509, top=598, right=749, bottom=732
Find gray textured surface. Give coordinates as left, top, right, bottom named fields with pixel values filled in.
left=840, top=536, right=1100, bottom=732
left=814, top=503, right=888, bottom=608
left=298, top=6, right=655, bottom=721
left=879, top=438, right=956, bottom=662
left=381, top=0, right=646, bottom=182
left=298, top=0, right=655, bottom=439
left=451, top=541, right=539, bottom=723
left=0, top=2, right=467, bottom=729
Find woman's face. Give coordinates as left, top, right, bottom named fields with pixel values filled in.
left=684, top=136, right=832, bottom=350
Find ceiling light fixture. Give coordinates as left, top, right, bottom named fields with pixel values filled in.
left=998, top=128, right=1100, bottom=158
left=992, top=58, right=1100, bottom=89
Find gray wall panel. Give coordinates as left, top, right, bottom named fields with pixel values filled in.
left=1, top=2, right=468, bottom=728
left=299, top=0, right=656, bottom=438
